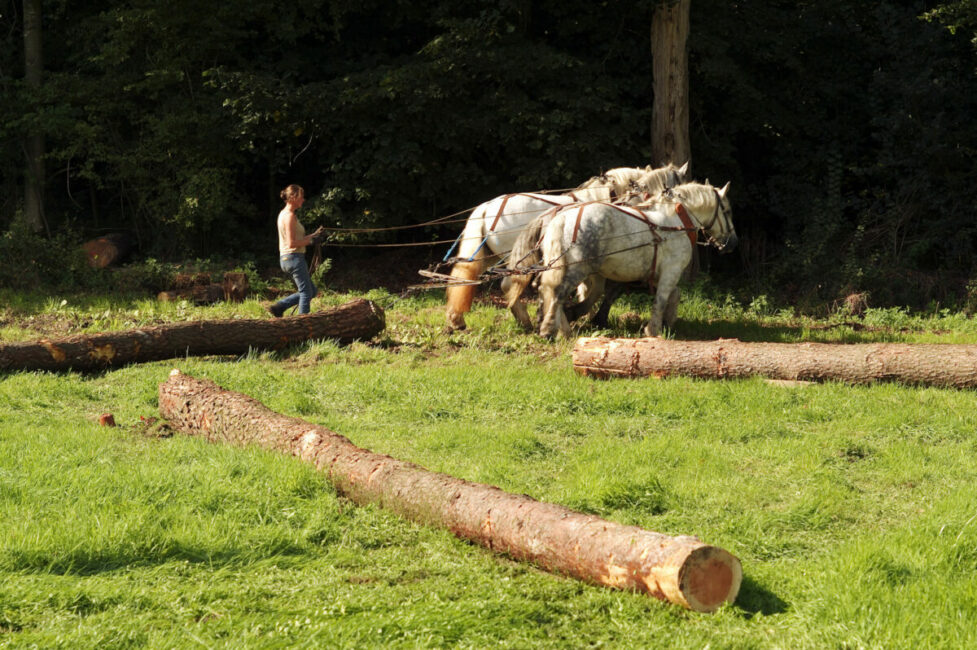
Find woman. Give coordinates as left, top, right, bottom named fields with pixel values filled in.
left=268, top=184, right=323, bottom=317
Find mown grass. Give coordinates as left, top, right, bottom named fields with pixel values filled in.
left=2, top=284, right=977, bottom=648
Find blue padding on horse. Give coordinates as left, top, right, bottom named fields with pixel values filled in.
left=466, top=236, right=489, bottom=262
left=442, top=232, right=463, bottom=262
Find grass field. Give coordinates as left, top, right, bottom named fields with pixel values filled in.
left=2, top=285, right=977, bottom=648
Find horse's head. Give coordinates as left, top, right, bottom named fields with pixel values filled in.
left=707, top=182, right=737, bottom=253
left=634, top=161, right=690, bottom=197
left=669, top=181, right=737, bottom=252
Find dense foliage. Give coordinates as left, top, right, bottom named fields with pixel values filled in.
left=2, top=0, right=976, bottom=307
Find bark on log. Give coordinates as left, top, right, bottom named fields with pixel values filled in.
left=573, top=337, right=977, bottom=388
left=0, top=299, right=384, bottom=372
left=82, top=233, right=134, bottom=268
left=158, top=370, right=742, bottom=612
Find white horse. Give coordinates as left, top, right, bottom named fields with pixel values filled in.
left=535, top=181, right=736, bottom=338
left=444, top=163, right=688, bottom=330
left=503, top=163, right=690, bottom=329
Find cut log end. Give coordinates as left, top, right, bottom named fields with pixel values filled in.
left=678, top=546, right=742, bottom=613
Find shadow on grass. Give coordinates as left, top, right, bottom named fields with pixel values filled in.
left=600, top=317, right=915, bottom=345
left=733, top=575, right=789, bottom=617
left=3, top=537, right=311, bottom=577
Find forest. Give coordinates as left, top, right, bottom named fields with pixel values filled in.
left=3, top=0, right=977, bottom=309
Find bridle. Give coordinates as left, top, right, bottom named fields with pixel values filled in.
left=664, top=187, right=733, bottom=250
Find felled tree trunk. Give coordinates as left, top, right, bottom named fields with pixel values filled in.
left=82, top=233, right=134, bottom=268
left=0, top=299, right=384, bottom=372
left=158, top=370, right=742, bottom=612
left=573, top=337, right=977, bottom=388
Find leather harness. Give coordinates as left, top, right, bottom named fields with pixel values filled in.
left=489, top=193, right=567, bottom=232
left=569, top=202, right=698, bottom=246
left=567, top=201, right=699, bottom=289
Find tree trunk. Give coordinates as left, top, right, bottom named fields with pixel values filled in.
left=652, top=0, right=691, bottom=169
left=158, top=370, right=742, bottom=612
left=652, top=0, right=695, bottom=276
left=23, top=0, right=46, bottom=234
left=573, top=336, right=977, bottom=388
left=0, top=299, right=384, bottom=372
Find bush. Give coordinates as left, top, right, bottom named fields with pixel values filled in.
left=0, top=217, right=105, bottom=291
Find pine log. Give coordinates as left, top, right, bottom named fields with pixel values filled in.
left=81, top=233, right=134, bottom=268
left=573, top=336, right=977, bottom=388
left=0, top=299, right=384, bottom=372
left=158, top=370, right=742, bottom=612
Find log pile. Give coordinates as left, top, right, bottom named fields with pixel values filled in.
left=572, top=336, right=977, bottom=388
left=158, top=370, right=742, bottom=612
left=0, top=299, right=384, bottom=372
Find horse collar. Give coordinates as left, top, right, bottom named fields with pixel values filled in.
left=674, top=203, right=698, bottom=247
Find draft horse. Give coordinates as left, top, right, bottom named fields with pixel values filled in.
left=534, top=181, right=736, bottom=338
left=444, top=163, right=688, bottom=331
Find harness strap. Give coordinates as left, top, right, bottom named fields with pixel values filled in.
left=648, top=243, right=660, bottom=290
left=571, top=203, right=587, bottom=244
left=674, top=203, right=698, bottom=247
left=489, top=193, right=565, bottom=232
left=489, top=194, right=514, bottom=232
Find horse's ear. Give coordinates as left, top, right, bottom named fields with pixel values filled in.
left=645, top=164, right=653, bottom=171
left=718, top=181, right=731, bottom=198
left=677, top=161, right=689, bottom=177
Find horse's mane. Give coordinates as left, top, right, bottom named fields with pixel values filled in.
left=632, top=163, right=685, bottom=195
left=574, top=163, right=685, bottom=195
left=668, top=182, right=719, bottom=213
left=574, top=166, right=646, bottom=192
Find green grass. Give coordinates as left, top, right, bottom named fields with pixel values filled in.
left=2, top=284, right=977, bottom=648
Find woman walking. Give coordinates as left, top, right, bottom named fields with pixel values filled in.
left=268, top=184, right=324, bottom=317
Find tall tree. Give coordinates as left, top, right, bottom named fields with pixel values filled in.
left=651, top=0, right=690, bottom=169
left=22, top=0, right=45, bottom=234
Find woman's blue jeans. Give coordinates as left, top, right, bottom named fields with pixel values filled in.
left=274, top=253, right=317, bottom=314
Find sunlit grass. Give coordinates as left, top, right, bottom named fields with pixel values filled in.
left=2, top=284, right=977, bottom=647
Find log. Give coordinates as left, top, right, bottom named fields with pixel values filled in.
left=573, top=336, right=977, bottom=388
left=81, top=233, right=134, bottom=268
left=0, top=299, right=384, bottom=372
left=158, top=370, right=742, bottom=612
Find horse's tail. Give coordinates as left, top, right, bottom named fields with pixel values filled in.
left=503, top=213, right=548, bottom=309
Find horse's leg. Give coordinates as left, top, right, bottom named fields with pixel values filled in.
left=538, top=270, right=562, bottom=338
left=643, top=269, right=683, bottom=337
left=445, top=248, right=492, bottom=331
left=504, top=270, right=535, bottom=331
left=664, top=286, right=681, bottom=327
left=565, top=276, right=605, bottom=323
left=552, top=269, right=588, bottom=338
left=590, top=280, right=626, bottom=328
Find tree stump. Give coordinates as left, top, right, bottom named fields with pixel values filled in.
left=572, top=336, right=977, bottom=388
left=0, top=299, right=384, bottom=372
left=222, top=272, right=249, bottom=302
left=158, top=370, right=742, bottom=612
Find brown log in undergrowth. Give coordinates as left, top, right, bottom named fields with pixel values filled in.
left=573, top=337, right=977, bottom=388
left=81, top=233, right=134, bottom=268
left=0, top=299, right=384, bottom=372
left=158, top=370, right=742, bottom=612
